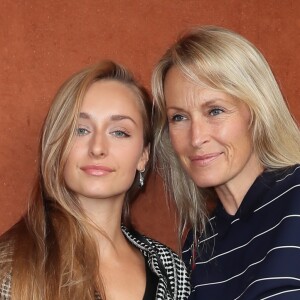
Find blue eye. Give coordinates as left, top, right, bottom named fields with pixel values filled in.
left=170, top=114, right=186, bottom=122
left=209, top=108, right=224, bottom=116
left=76, top=127, right=89, bottom=136
left=111, top=130, right=130, bottom=138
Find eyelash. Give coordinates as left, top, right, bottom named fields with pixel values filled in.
left=209, top=107, right=224, bottom=116
left=76, top=127, right=90, bottom=136
left=111, top=130, right=130, bottom=138
left=76, top=128, right=130, bottom=138
left=169, top=114, right=187, bottom=123
left=168, top=107, right=225, bottom=123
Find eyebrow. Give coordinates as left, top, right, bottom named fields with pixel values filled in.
left=78, top=112, right=137, bottom=125
left=79, top=112, right=91, bottom=119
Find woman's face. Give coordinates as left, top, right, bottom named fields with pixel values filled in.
left=164, top=67, right=262, bottom=192
left=63, top=80, right=149, bottom=203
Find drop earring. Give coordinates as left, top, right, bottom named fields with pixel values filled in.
left=139, top=168, right=145, bottom=188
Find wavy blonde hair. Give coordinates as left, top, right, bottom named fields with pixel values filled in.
left=152, top=25, right=300, bottom=238
left=0, top=60, right=152, bottom=300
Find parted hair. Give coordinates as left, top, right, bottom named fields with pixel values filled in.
left=152, top=25, right=300, bottom=237
left=0, top=60, right=152, bottom=300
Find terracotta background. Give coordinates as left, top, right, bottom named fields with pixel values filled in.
left=0, top=0, right=299, bottom=251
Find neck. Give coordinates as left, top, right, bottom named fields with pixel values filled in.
left=79, top=194, right=128, bottom=254
left=215, top=158, right=264, bottom=215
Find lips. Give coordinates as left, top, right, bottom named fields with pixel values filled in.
left=80, top=165, right=114, bottom=176
left=189, top=153, right=222, bottom=166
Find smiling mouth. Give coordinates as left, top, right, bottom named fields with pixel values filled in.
left=80, top=165, right=114, bottom=176
left=189, top=153, right=222, bottom=166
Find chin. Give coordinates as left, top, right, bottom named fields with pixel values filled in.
left=191, top=176, right=219, bottom=189
left=195, top=183, right=216, bottom=189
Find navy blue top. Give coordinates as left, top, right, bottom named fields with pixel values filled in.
left=183, top=165, right=300, bottom=299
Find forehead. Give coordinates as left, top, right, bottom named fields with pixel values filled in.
left=164, top=67, right=190, bottom=89
left=164, top=67, right=207, bottom=102
left=164, top=67, right=250, bottom=113
left=164, top=67, right=219, bottom=106
left=76, top=80, right=146, bottom=128
left=81, top=80, right=142, bottom=109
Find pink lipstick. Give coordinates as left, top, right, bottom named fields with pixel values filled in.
left=189, top=153, right=222, bottom=166
left=80, top=165, right=114, bottom=176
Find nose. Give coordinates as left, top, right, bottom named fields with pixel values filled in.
left=190, top=118, right=209, bottom=148
left=89, top=132, right=108, bottom=158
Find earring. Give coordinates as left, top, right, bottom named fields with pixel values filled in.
left=139, top=168, right=145, bottom=188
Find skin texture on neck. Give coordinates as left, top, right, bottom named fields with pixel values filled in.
left=80, top=193, right=147, bottom=300
left=214, top=153, right=264, bottom=215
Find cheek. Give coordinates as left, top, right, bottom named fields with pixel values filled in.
left=169, top=129, right=186, bottom=155
left=63, top=146, right=80, bottom=180
left=64, top=150, right=76, bottom=170
left=169, top=132, right=178, bottom=150
left=119, top=141, right=144, bottom=166
left=63, top=157, right=74, bottom=182
left=223, top=125, right=253, bottom=158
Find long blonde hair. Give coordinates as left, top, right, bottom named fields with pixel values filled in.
left=0, top=61, right=152, bottom=299
left=152, top=25, right=300, bottom=238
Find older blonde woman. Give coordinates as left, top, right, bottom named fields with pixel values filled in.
left=153, top=26, right=300, bottom=299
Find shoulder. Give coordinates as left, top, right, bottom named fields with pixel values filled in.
left=269, top=165, right=300, bottom=206
left=250, top=164, right=300, bottom=209
left=272, top=164, right=300, bottom=185
left=143, top=235, right=179, bottom=259
left=182, top=229, right=194, bottom=267
left=122, top=225, right=185, bottom=269
left=0, top=272, right=11, bottom=300
left=122, top=226, right=191, bottom=299
left=143, top=234, right=191, bottom=279
left=0, top=235, right=13, bottom=300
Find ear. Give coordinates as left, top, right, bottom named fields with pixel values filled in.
left=137, top=144, right=150, bottom=171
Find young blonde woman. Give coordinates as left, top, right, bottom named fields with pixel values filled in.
left=152, top=26, right=300, bottom=299
left=0, top=61, right=190, bottom=300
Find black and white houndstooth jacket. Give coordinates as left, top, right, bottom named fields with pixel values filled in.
left=0, top=226, right=191, bottom=300
left=121, top=226, right=191, bottom=299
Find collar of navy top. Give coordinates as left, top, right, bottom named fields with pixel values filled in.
left=213, top=166, right=296, bottom=237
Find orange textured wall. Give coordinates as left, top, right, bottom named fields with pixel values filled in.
left=0, top=0, right=299, bottom=250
